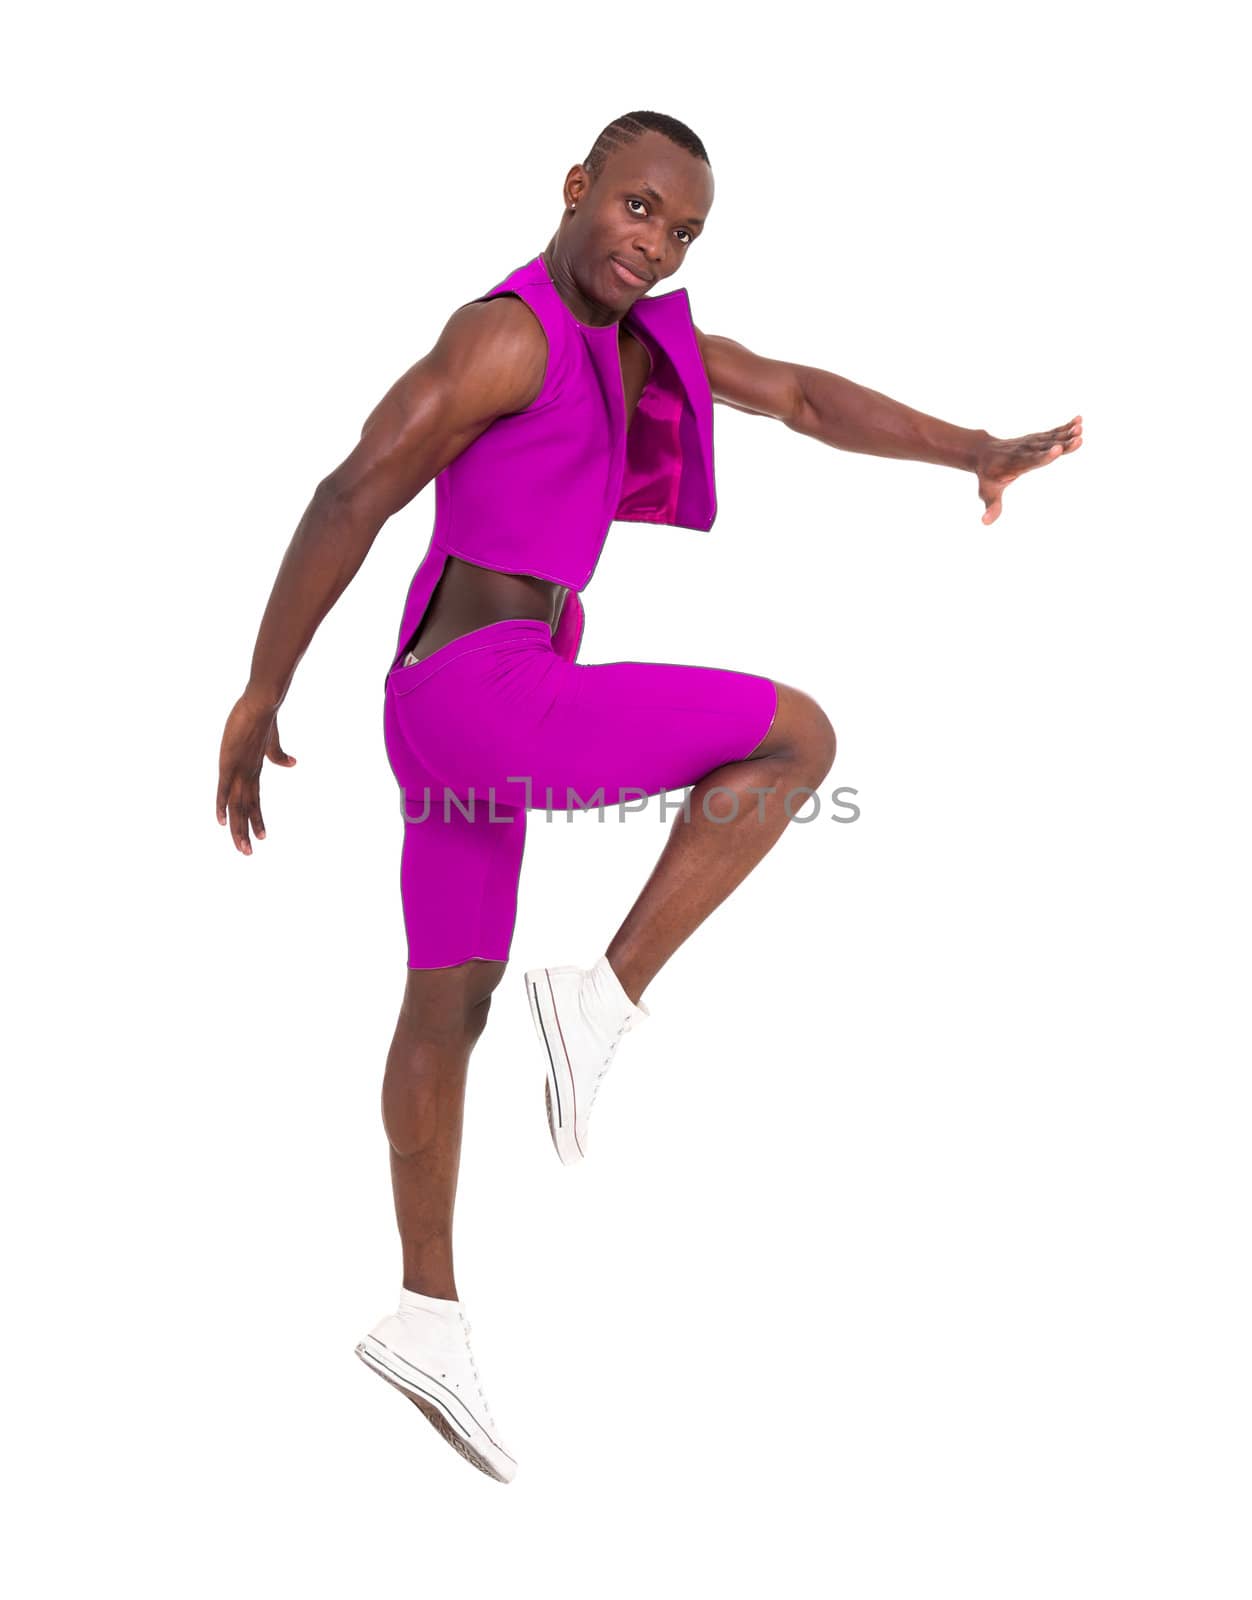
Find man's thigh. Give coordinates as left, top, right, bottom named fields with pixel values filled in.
left=519, top=656, right=780, bottom=809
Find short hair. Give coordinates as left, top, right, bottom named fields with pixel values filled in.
left=582, top=111, right=710, bottom=182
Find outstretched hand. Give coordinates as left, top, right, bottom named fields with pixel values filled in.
left=216, top=692, right=297, bottom=855
left=975, top=415, right=1083, bottom=525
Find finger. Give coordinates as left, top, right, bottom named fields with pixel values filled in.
left=217, top=774, right=229, bottom=824
left=981, top=495, right=1002, bottom=525
left=1023, top=419, right=1080, bottom=453
left=249, top=800, right=267, bottom=842
left=230, top=792, right=254, bottom=856
left=1020, top=440, right=1065, bottom=470
left=265, top=724, right=297, bottom=766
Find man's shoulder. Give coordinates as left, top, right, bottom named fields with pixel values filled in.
left=424, top=291, right=553, bottom=416
left=432, top=289, right=557, bottom=377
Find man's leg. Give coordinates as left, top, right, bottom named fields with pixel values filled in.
left=381, top=960, right=506, bottom=1299
left=358, top=959, right=519, bottom=1482
left=605, top=682, right=835, bottom=1005
left=520, top=666, right=835, bottom=1164
left=381, top=694, right=526, bottom=1270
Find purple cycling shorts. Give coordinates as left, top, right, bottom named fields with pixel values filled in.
left=382, top=617, right=779, bottom=968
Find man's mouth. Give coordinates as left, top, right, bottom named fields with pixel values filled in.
left=609, top=255, right=652, bottom=288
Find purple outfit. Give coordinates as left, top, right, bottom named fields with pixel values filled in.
left=383, top=252, right=778, bottom=967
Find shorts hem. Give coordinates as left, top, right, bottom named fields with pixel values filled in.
left=405, top=953, right=510, bottom=970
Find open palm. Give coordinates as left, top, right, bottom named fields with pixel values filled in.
left=977, top=415, right=1083, bottom=525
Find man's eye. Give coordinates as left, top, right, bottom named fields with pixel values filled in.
left=629, top=199, right=692, bottom=247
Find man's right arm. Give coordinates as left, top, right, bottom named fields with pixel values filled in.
left=243, top=295, right=548, bottom=712
left=216, top=294, right=547, bottom=856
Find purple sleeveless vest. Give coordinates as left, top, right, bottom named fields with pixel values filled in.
left=386, top=251, right=717, bottom=678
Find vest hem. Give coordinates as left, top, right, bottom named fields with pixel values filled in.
left=436, top=542, right=593, bottom=593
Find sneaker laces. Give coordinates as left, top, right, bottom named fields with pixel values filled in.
left=457, top=1309, right=497, bottom=1430
left=588, top=1016, right=632, bottom=1111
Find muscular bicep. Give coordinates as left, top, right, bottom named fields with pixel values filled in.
left=320, top=296, right=548, bottom=527
left=692, top=324, right=804, bottom=426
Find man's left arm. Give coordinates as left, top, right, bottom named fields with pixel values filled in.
left=692, top=327, right=1082, bottom=526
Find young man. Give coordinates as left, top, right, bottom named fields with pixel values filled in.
left=216, top=110, right=1081, bottom=1482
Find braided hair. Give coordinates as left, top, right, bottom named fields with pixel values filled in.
left=582, top=111, right=710, bottom=182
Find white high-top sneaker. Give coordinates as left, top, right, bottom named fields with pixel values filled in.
left=523, top=956, right=650, bottom=1165
left=355, top=1290, right=518, bottom=1483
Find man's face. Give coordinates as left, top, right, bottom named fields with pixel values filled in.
left=569, top=130, right=713, bottom=309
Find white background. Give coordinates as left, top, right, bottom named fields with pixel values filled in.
left=5, top=1, right=1248, bottom=1594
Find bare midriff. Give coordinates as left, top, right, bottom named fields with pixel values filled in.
left=402, top=555, right=569, bottom=662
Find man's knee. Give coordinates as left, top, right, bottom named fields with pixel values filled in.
left=772, top=685, right=836, bottom=781
left=401, top=959, right=506, bottom=1038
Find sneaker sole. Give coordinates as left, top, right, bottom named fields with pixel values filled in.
left=354, top=1338, right=517, bottom=1484
left=524, top=966, right=582, bottom=1165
